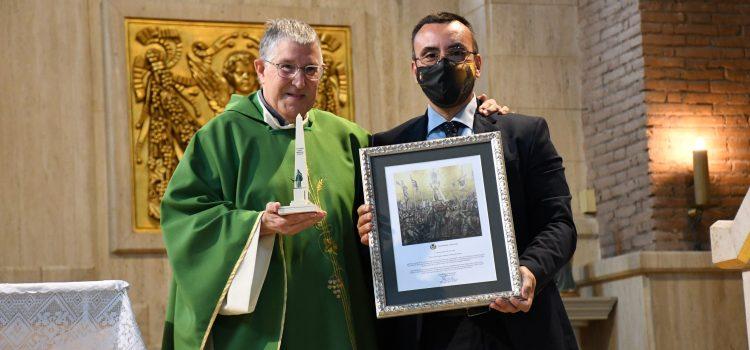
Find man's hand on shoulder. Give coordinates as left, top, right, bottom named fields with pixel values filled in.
left=356, top=204, right=373, bottom=246
left=260, top=202, right=326, bottom=236
left=477, top=94, right=510, bottom=116
left=490, top=266, right=536, bottom=313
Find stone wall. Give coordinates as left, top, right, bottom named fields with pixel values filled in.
left=466, top=0, right=598, bottom=265
left=579, top=0, right=750, bottom=256
left=579, top=0, right=648, bottom=257
left=642, top=0, right=750, bottom=251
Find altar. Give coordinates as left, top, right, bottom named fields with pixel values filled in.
left=0, top=280, right=145, bottom=349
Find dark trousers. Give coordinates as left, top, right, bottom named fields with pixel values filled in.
left=418, top=312, right=513, bottom=350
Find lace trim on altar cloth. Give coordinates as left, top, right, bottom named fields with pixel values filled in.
left=0, top=280, right=146, bottom=350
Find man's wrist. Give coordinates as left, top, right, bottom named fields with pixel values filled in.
left=258, top=212, right=272, bottom=236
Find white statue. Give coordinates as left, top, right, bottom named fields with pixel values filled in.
left=279, top=114, right=320, bottom=215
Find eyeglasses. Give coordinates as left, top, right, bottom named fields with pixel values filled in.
left=413, top=48, right=477, bottom=67
left=264, top=60, right=325, bottom=81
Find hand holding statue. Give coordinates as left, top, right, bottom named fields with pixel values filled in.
left=261, top=202, right=326, bottom=236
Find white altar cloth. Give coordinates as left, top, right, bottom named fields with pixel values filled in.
left=0, top=280, right=146, bottom=349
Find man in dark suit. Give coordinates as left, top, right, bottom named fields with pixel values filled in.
left=356, top=12, right=578, bottom=350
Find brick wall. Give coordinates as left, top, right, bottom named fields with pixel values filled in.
left=580, top=0, right=649, bottom=257
left=642, top=0, right=750, bottom=251
left=580, top=0, right=750, bottom=257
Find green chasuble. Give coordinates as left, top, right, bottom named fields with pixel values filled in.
left=161, top=92, right=377, bottom=350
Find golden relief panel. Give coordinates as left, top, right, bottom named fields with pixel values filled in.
left=125, top=18, right=354, bottom=232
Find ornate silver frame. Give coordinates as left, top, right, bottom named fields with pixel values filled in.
left=360, top=132, right=522, bottom=318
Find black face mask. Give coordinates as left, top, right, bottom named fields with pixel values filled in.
left=416, top=58, right=476, bottom=109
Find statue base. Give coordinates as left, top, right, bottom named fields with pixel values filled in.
left=278, top=203, right=320, bottom=215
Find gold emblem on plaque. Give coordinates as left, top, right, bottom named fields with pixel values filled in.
left=126, top=18, right=354, bottom=232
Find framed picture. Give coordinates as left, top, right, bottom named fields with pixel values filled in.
left=360, top=132, right=521, bottom=318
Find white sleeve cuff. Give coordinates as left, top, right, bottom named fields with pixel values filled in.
left=219, top=214, right=276, bottom=315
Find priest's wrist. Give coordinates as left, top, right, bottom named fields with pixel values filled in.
left=259, top=212, right=275, bottom=236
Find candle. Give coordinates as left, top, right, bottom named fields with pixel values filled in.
left=693, top=138, right=709, bottom=207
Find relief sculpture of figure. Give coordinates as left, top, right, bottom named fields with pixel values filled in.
left=315, top=33, right=348, bottom=116
left=131, top=27, right=203, bottom=220
left=187, top=32, right=260, bottom=113
left=222, top=51, right=259, bottom=95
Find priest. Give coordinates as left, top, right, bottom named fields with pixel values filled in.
left=160, top=18, right=377, bottom=350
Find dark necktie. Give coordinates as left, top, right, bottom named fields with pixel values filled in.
left=440, top=121, right=464, bottom=138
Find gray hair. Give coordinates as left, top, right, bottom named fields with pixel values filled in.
left=259, top=18, right=322, bottom=61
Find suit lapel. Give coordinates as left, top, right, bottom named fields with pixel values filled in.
left=472, top=109, right=518, bottom=162
left=405, top=113, right=429, bottom=143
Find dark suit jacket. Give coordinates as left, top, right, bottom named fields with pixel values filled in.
left=372, top=105, right=578, bottom=350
